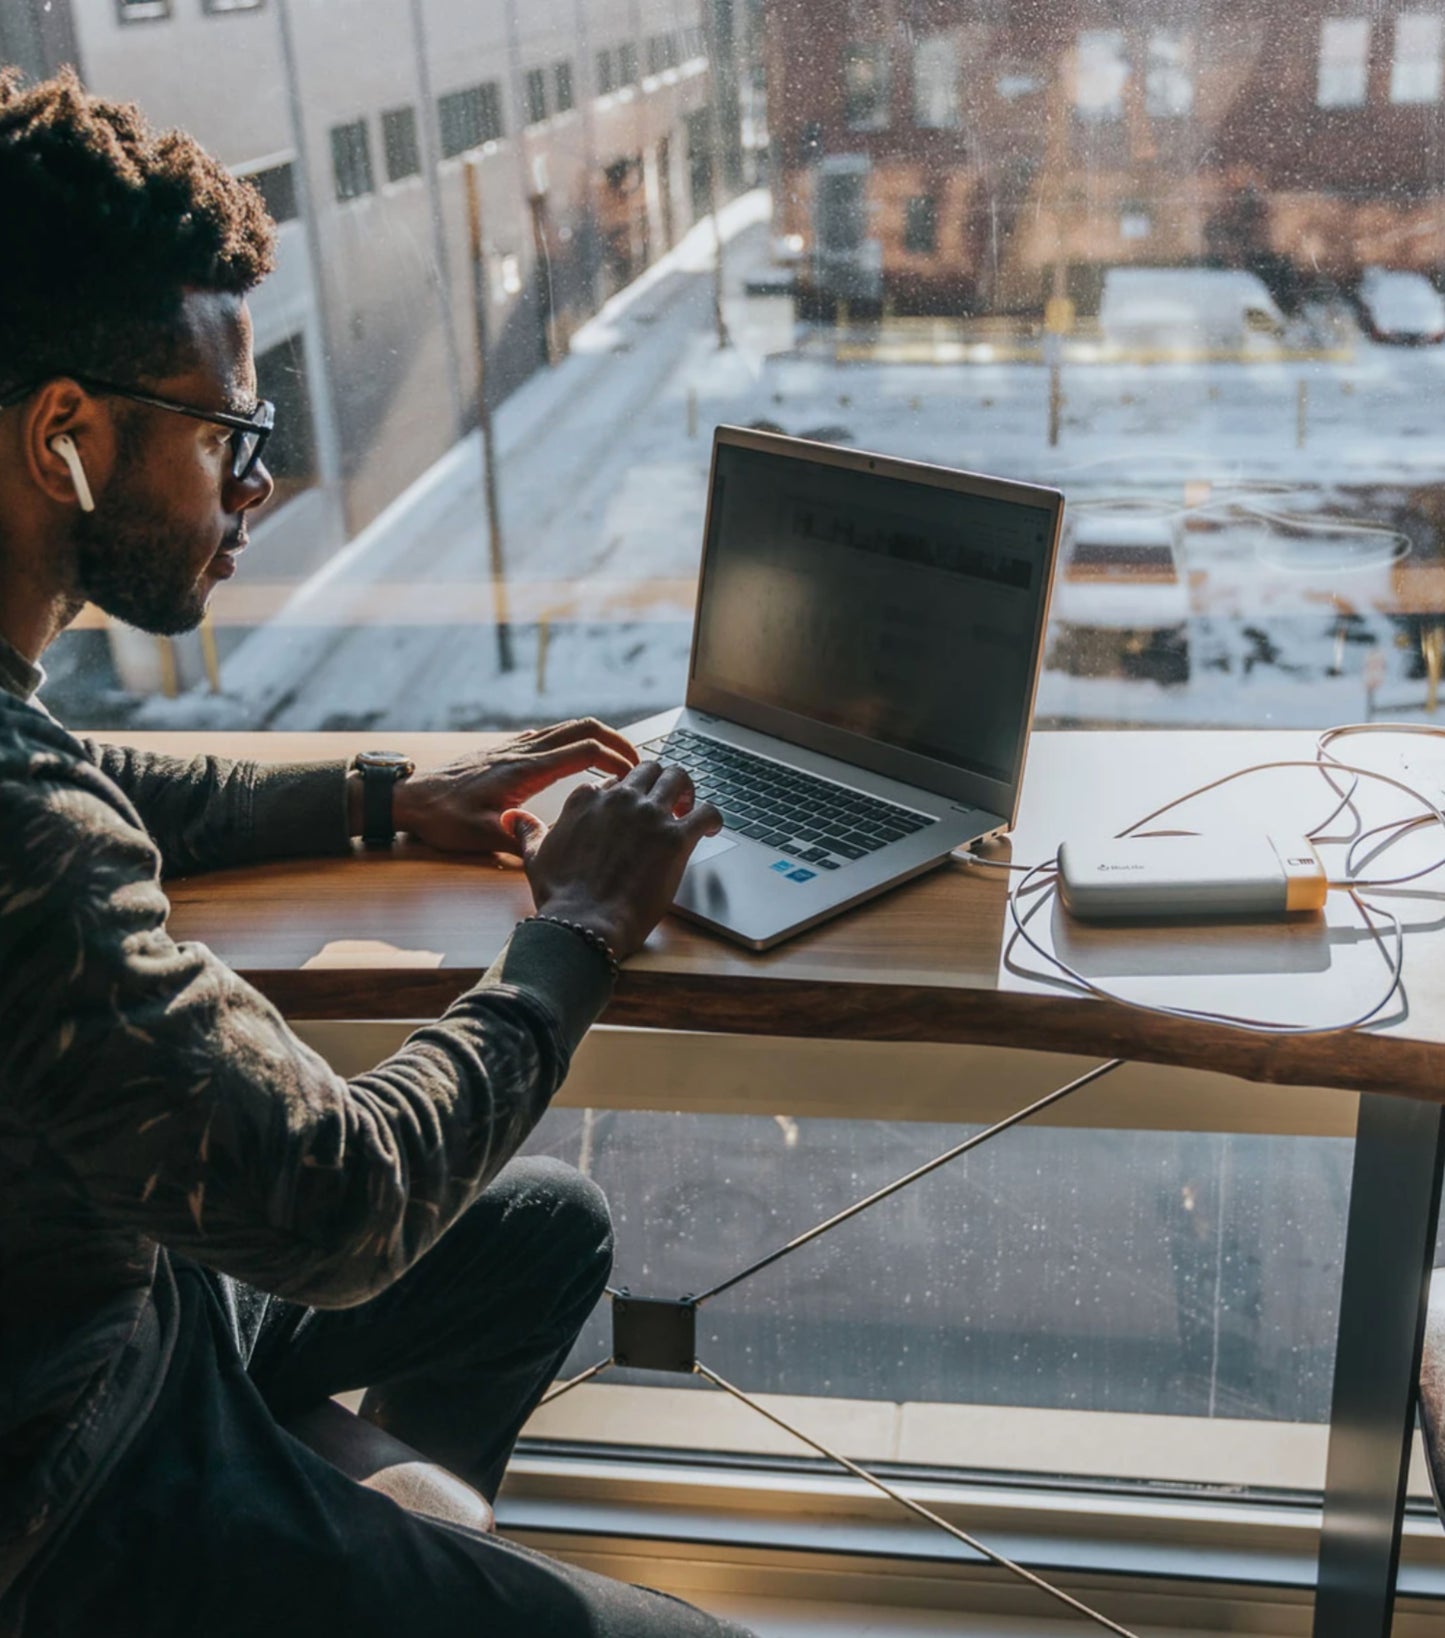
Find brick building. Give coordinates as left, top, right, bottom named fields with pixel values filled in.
left=764, top=0, right=1445, bottom=318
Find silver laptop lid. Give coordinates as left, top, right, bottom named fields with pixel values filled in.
left=685, top=426, right=1064, bottom=826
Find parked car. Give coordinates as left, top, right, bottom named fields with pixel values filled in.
left=1354, top=266, right=1445, bottom=345
left=1049, top=509, right=1191, bottom=684
left=1098, top=266, right=1285, bottom=354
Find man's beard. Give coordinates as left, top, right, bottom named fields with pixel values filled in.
left=72, top=442, right=219, bottom=637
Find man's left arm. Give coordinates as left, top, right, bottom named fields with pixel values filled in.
left=77, top=740, right=351, bottom=876
left=80, top=716, right=643, bottom=876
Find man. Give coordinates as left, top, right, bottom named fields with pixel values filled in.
left=0, top=69, right=753, bottom=1638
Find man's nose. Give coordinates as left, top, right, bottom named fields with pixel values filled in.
left=227, top=456, right=275, bottom=513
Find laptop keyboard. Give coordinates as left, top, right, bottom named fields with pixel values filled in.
left=638, top=729, right=936, bottom=870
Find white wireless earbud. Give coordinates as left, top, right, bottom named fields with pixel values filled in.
left=49, top=434, right=95, bottom=514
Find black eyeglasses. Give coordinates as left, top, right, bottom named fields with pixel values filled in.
left=0, top=373, right=275, bottom=481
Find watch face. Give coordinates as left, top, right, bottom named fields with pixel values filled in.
left=357, top=750, right=413, bottom=772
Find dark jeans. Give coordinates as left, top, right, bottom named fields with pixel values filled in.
left=17, top=1158, right=755, bottom=1638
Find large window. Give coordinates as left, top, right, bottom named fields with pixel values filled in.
left=36, top=3, right=1445, bottom=1581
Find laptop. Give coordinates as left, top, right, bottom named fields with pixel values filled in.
left=603, top=427, right=1065, bottom=949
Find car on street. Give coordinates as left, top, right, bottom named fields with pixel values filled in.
left=1098, top=266, right=1286, bottom=355
left=1353, top=266, right=1445, bottom=345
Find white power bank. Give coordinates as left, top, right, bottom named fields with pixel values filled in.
left=1057, top=833, right=1328, bottom=921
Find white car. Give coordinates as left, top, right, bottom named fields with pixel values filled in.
left=1098, top=266, right=1285, bottom=354
left=1050, top=511, right=1191, bottom=684
left=1355, top=266, right=1445, bottom=345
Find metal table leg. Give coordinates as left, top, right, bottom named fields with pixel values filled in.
left=1314, top=1092, right=1445, bottom=1638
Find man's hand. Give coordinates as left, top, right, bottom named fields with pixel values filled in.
left=384, top=719, right=639, bottom=854
left=504, top=761, right=723, bottom=961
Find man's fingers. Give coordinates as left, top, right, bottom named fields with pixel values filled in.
left=520, top=718, right=639, bottom=766
left=650, top=763, right=695, bottom=811
left=622, top=758, right=665, bottom=792
left=522, top=741, right=634, bottom=787
left=680, top=798, right=724, bottom=841
left=500, top=808, right=548, bottom=862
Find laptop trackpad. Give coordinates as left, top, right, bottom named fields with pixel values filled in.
left=687, top=833, right=738, bottom=868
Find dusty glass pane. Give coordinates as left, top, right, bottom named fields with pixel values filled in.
left=526, top=1110, right=1351, bottom=1428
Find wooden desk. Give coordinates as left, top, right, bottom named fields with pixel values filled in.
left=136, top=726, right=1445, bottom=1637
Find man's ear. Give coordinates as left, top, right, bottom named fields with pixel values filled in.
left=22, top=380, right=115, bottom=511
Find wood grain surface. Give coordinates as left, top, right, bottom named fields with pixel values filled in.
left=127, top=728, right=1445, bottom=1101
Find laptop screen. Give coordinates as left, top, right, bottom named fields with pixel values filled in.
left=691, top=440, right=1056, bottom=787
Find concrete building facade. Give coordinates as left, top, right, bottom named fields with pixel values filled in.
left=14, top=0, right=733, bottom=584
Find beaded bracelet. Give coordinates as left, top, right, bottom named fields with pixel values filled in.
left=525, top=914, right=622, bottom=980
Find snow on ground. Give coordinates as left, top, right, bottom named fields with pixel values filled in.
left=109, top=190, right=1445, bottom=735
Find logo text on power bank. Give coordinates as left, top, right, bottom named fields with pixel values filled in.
left=1097, top=863, right=1144, bottom=871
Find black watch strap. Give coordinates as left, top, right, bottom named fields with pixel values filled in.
left=353, top=752, right=414, bottom=848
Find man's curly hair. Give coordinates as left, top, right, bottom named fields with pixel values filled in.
left=0, top=67, right=276, bottom=398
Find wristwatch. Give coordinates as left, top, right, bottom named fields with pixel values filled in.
left=352, top=749, right=416, bottom=847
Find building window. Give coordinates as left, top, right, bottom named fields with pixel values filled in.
left=202, top=0, right=264, bottom=11
left=913, top=33, right=961, bottom=128
left=1145, top=29, right=1194, bottom=116
left=664, top=31, right=680, bottom=68
left=116, top=0, right=170, bottom=18
left=439, top=83, right=503, bottom=157
left=904, top=195, right=938, bottom=254
left=1120, top=205, right=1152, bottom=240
left=381, top=106, right=420, bottom=182
left=618, top=41, right=640, bottom=86
left=479, top=82, right=504, bottom=143
left=252, top=334, right=318, bottom=507
left=329, top=118, right=374, bottom=202
left=647, top=35, right=666, bottom=76
left=1391, top=11, right=1443, bottom=102
left=438, top=87, right=482, bottom=157
left=525, top=67, right=548, bottom=126
left=596, top=48, right=615, bottom=94
left=1075, top=29, right=1129, bottom=119
left=555, top=60, right=575, bottom=113
left=1318, top=17, right=1371, bottom=107
left=246, top=160, right=298, bottom=223
left=843, top=42, right=891, bottom=131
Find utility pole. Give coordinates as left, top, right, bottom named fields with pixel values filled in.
left=700, top=0, right=732, bottom=349
left=464, top=157, right=515, bottom=674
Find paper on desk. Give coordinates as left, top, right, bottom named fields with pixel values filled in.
left=302, top=939, right=446, bottom=969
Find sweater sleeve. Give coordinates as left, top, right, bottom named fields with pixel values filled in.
left=74, top=738, right=351, bottom=877
left=2, top=728, right=614, bottom=1309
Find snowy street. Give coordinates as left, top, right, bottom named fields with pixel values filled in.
left=101, top=188, right=1445, bottom=736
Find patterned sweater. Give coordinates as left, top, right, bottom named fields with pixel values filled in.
left=0, top=648, right=613, bottom=1599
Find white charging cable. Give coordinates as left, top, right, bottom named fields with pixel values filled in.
left=958, top=728, right=1445, bottom=1036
